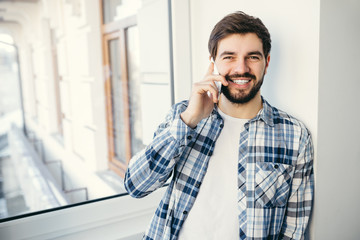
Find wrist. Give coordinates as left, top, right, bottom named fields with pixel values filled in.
left=180, top=111, right=199, bottom=129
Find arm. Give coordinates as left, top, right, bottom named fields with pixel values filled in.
left=280, top=133, right=314, bottom=239
left=124, top=102, right=197, bottom=198
left=125, top=62, right=227, bottom=198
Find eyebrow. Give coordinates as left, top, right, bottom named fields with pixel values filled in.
left=219, top=51, right=236, bottom=58
left=219, top=50, right=264, bottom=58
left=248, top=51, right=264, bottom=57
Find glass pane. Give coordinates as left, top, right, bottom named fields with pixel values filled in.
left=126, top=26, right=145, bottom=156
left=0, top=36, right=24, bottom=142
left=103, top=0, right=142, bottom=24
left=1, top=34, right=26, bottom=219
left=108, top=38, right=126, bottom=163
left=0, top=0, right=174, bottom=225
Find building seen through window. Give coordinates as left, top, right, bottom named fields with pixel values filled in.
left=0, top=0, right=173, bottom=221
left=0, top=33, right=25, bottom=218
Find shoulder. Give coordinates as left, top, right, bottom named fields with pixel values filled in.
left=170, top=100, right=189, bottom=115
left=162, top=100, right=189, bottom=122
left=173, top=100, right=189, bottom=112
left=267, top=102, right=311, bottom=140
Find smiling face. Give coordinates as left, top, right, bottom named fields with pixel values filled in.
left=215, top=33, right=270, bottom=104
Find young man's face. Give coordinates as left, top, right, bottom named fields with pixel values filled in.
left=215, top=33, right=270, bottom=104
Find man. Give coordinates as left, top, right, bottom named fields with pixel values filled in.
left=125, top=11, right=314, bottom=240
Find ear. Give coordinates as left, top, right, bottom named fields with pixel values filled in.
left=264, top=54, right=270, bottom=74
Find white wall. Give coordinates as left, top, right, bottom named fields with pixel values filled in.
left=313, top=0, right=360, bottom=239
left=138, top=0, right=173, bottom=144
left=171, top=0, right=192, bottom=103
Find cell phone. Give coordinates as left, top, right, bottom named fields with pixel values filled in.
left=211, top=57, right=222, bottom=94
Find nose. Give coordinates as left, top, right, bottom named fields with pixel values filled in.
left=233, top=58, right=250, bottom=74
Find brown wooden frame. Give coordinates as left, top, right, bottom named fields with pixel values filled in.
left=100, top=1, right=137, bottom=177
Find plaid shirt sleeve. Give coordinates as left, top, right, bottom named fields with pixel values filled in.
left=124, top=101, right=196, bottom=198
left=280, top=131, right=314, bottom=239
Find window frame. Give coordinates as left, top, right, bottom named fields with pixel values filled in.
left=101, top=5, right=137, bottom=177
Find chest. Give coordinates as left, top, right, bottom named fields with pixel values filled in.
left=174, top=119, right=300, bottom=207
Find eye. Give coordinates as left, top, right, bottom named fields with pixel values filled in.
left=248, top=55, right=260, bottom=61
left=222, top=56, right=235, bottom=61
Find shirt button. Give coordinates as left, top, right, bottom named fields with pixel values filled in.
left=220, top=124, right=224, bottom=128
left=187, top=135, right=192, bottom=140
left=274, top=164, right=279, bottom=169
left=195, top=183, right=201, bottom=188
left=183, top=210, right=188, bottom=215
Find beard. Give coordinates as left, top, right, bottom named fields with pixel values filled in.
left=221, top=72, right=264, bottom=104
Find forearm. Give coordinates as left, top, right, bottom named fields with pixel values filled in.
left=124, top=104, right=196, bottom=198
left=124, top=132, right=179, bottom=198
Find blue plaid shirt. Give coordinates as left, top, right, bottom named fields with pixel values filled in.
left=124, top=97, right=314, bottom=240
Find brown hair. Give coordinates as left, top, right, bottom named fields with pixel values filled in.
left=208, top=11, right=271, bottom=59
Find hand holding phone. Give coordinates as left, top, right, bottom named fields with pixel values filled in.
left=180, top=58, right=227, bottom=128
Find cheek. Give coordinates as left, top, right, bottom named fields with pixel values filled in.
left=217, top=65, right=232, bottom=76
left=254, top=64, right=267, bottom=76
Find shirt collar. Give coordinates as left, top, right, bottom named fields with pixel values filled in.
left=254, top=97, right=275, bottom=127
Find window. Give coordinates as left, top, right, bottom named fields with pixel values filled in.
left=102, top=0, right=141, bottom=24
left=101, top=1, right=144, bottom=177
left=0, top=0, right=175, bottom=225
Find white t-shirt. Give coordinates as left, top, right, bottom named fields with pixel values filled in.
left=178, top=109, right=248, bottom=240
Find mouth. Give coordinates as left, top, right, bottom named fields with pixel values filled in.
left=225, top=74, right=256, bottom=87
left=231, top=79, right=251, bottom=85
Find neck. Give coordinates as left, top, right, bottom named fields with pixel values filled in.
left=218, top=92, right=263, bottom=119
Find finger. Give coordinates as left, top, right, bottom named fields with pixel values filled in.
left=206, top=88, right=220, bottom=103
left=203, top=62, right=229, bottom=86
left=204, top=74, right=228, bottom=86
left=213, top=75, right=228, bottom=86
left=205, top=62, right=215, bottom=76
left=194, top=82, right=220, bottom=102
left=194, top=81, right=218, bottom=93
left=207, top=91, right=218, bottom=103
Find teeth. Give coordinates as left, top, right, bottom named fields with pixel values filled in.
left=233, top=80, right=250, bottom=85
